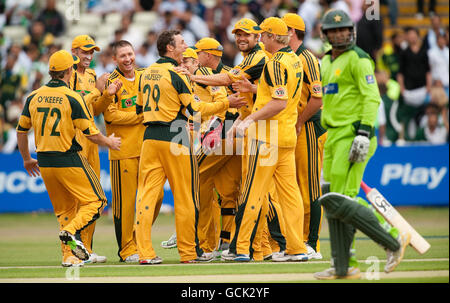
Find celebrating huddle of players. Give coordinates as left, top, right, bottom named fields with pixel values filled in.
left=17, top=9, right=410, bottom=280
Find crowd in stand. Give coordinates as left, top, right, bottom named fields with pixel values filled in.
left=1, top=0, right=449, bottom=152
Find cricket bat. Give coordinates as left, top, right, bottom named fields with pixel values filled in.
left=361, top=181, right=431, bottom=254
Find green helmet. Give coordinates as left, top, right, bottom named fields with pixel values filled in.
left=320, top=9, right=355, bottom=50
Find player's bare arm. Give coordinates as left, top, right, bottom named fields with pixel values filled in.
left=236, top=98, right=287, bottom=137
left=87, top=132, right=121, bottom=150
left=176, top=66, right=232, bottom=87
left=17, top=132, right=40, bottom=177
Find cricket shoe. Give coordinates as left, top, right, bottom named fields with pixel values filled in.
left=271, top=251, right=290, bottom=262
left=314, top=267, right=361, bottom=280
left=384, top=231, right=411, bottom=273
left=59, top=230, right=90, bottom=261
left=233, top=254, right=251, bottom=262
left=61, top=255, right=84, bottom=267
left=181, top=253, right=214, bottom=263
left=289, top=253, right=309, bottom=261
left=272, top=251, right=308, bottom=262
left=123, top=253, right=139, bottom=263
left=221, top=249, right=237, bottom=261
left=140, top=256, right=163, bottom=265
left=161, top=233, right=177, bottom=249
left=263, top=253, right=272, bottom=260
left=306, top=243, right=323, bottom=260
left=83, top=253, right=107, bottom=264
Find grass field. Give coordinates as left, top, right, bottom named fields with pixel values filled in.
left=0, top=207, right=448, bottom=285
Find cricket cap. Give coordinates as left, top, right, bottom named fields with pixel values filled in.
left=193, top=38, right=223, bottom=56
left=49, top=50, right=79, bottom=71
left=282, top=13, right=306, bottom=32
left=72, top=35, right=100, bottom=51
left=232, top=18, right=259, bottom=34
left=182, top=47, right=198, bottom=59
left=253, top=17, right=288, bottom=36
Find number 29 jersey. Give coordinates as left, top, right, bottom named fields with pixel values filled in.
left=16, top=79, right=99, bottom=153
left=137, top=56, right=228, bottom=125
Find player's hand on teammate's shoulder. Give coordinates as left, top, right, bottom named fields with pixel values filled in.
left=96, top=73, right=111, bottom=91
left=108, top=133, right=122, bottom=151
left=24, top=158, right=40, bottom=177
left=174, top=66, right=192, bottom=78
left=106, top=79, right=123, bottom=96
left=227, top=93, right=246, bottom=108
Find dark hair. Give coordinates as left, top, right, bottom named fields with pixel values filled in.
left=294, top=29, right=305, bottom=41
left=426, top=102, right=441, bottom=114
left=112, top=40, right=133, bottom=55
left=49, top=68, right=70, bottom=80
left=157, top=30, right=181, bottom=57
left=404, top=26, right=419, bottom=36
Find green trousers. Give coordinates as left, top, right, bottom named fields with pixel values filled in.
left=323, top=124, right=377, bottom=197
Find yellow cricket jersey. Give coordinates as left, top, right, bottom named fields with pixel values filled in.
left=227, top=44, right=268, bottom=119
left=16, top=79, right=99, bottom=154
left=252, top=46, right=303, bottom=147
left=295, top=43, right=323, bottom=121
left=69, top=67, right=97, bottom=98
left=193, top=66, right=228, bottom=132
left=136, top=56, right=230, bottom=146
left=103, top=67, right=146, bottom=160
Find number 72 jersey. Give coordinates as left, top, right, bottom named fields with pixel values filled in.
left=17, top=79, right=99, bottom=153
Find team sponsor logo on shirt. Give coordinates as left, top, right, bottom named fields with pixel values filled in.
left=194, top=94, right=201, bottom=102
left=274, top=87, right=287, bottom=98
left=312, top=84, right=322, bottom=95
left=230, top=69, right=240, bottom=76
left=365, top=75, right=375, bottom=84
left=121, top=96, right=136, bottom=108
left=211, top=86, right=220, bottom=93
left=323, top=83, right=338, bottom=94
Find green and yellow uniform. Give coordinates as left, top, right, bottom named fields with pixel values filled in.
left=230, top=46, right=307, bottom=257
left=16, top=79, right=106, bottom=262
left=68, top=66, right=110, bottom=256
left=103, top=67, right=147, bottom=261
left=227, top=43, right=268, bottom=119
left=294, top=43, right=327, bottom=253
left=135, top=56, right=229, bottom=262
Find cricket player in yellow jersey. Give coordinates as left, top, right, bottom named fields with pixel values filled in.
left=161, top=43, right=244, bottom=253
left=222, top=17, right=308, bottom=262
left=181, top=46, right=227, bottom=255
left=16, top=50, right=121, bottom=267
left=68, top=35, right=119, bottom=263
left=70, top=35, right=112, bottom=176
left=180, top=22, right=269, bottom=253
left=283, top=13, right=327, bottom=260
left=135, top=30, right=245, bottom=264
left=186, top=18, right=268, bottom=129
left=101, top=40, right=147, bottom=263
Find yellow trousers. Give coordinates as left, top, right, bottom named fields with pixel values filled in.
left=39, top=152, right=106, bottom=260
left=197, top=140, right=241, bottom=252
left=295, top=120, right=327, bottom=252
left=135, top=139, right=200, bottom=262
left=231, top=139, right=306, bottom=256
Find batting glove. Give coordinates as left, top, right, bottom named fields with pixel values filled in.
left=348, top=127, right=371, bottom=163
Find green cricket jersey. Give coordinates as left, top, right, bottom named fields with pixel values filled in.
left=320, top=46, right=380, bottom=134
